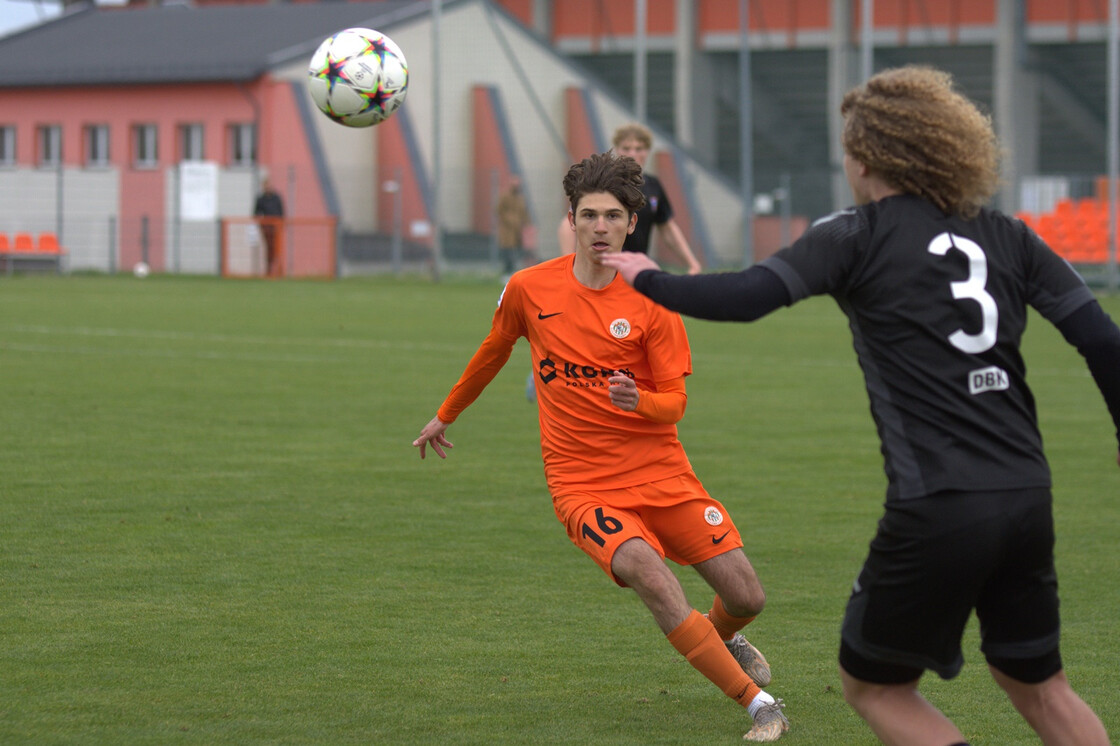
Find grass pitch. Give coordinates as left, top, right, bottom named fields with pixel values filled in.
left=1, top=273, right=1117, bottom=745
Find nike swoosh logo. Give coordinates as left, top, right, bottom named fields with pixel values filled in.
left=538, top=311, right=563, bottom=320
left=711, top=530, right=731, bottom=545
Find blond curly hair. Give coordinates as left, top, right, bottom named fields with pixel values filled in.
left=841, top=66, right=1001, bottom=218
left=612, top=123, right=653, bottom=150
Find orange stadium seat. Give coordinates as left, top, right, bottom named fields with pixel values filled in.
left=37, top=232, right=62, bottom=254
left=12, top=232, right=34, bottom=253
left=0, top=233, right=10, bottom=253
left=1085, top=231, right=1110, bottom=263
left=1075, top=198, right=1101, bottom=217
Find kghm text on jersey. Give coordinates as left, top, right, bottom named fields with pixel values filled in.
left=537, top=356, right=636, bottom=387
left=969, top=365, right=1009, bottom=395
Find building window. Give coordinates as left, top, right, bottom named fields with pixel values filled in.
left=228, top=123, right=256, bottom=167
left=179, top=123, right=204, bottom=161
left=85, top=124, right=110, bottom=167
left=0, top=126, right=14, bottom=166
left=38, top=124, right=61, bottom=167
left=133, top=124, right=158, bottom=168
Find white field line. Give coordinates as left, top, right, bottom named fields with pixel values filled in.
left=0, top=323, right=476, bottom=363
left=0, top=323, right=1090, bottom=378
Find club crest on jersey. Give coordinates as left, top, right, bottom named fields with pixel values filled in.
left=609, top=318, right=631, bottom=339
left=704, top=506, right=724, bottom=526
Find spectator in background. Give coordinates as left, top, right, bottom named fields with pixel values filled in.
left=497, top=175, right=530, bottom=281
left=253, top=177, right=285, bottom=277
left=558, top=123, right=702, bottom=276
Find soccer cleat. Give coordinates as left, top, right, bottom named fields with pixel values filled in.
left=743, top=699, right=789, bottom=742
left=726, top=633, right=772, bottom=687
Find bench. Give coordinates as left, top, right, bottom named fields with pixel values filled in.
left=0, top=232, right=66, bottom=275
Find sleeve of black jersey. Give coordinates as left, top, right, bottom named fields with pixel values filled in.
left=632, top=265, right=792, bottom=322
left=1054, top=300, right=1120, bottom=449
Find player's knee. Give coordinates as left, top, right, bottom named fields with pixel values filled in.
left=989, top=658, right=1069, bottom=718
left=723, top=589, right=765, bottom=618
left=717, top=576, right=766, bottom=617
left=839, top=668, right=874, bottom=711
left=611, top=539, right=670, bottom=590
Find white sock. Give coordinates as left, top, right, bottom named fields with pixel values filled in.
left=747, top=690, right=775, bottom=718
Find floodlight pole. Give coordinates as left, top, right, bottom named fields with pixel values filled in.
left=739, top=0, right=753, bottom=268
left=431, top=0, right=443, bottom=282
left=861, top=0, right=873, bottom=81
left=635, top=0, right=647, bottom=121
left=1109, top=0, right=1119, bottom=291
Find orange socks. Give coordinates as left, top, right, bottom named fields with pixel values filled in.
left=708, top=595, right=756, bottom=641
left=667, top=610, right=760, bottom=707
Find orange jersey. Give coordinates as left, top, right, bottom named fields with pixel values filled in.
left=440, top=255, right=694, bottom=492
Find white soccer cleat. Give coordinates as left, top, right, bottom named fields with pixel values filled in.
left=726, top=633, right=772, bottom=687
left=743, top=699, right=789, bottom=742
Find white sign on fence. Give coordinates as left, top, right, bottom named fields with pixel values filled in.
left=179, top=162, right=218, bottom=221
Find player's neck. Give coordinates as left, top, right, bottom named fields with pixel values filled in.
left=572, top=254, right=616, bottom=290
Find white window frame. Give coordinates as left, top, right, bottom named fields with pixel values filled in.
left=38, top=124, right=61, bottom=167
left=85, top=124, right=110, bottom=168
left=0, top=125, right=14, bottom=167
left=179, top=123, right=204, bottom=162
left=133, top=123, right=158, bottom=168
left=228, top=123, right=256, bottom=167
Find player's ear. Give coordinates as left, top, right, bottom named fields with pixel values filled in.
left=627, top=212, right=637, bottom=234
left=853, top=157, right=870, bottom=178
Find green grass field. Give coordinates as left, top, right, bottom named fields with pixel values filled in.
left=2, top=273, right=1117, bottom=745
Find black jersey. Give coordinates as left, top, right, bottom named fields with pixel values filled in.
left=624, top=174, right=673, bottom=255
left=759, top=194, right=1095, bottom=500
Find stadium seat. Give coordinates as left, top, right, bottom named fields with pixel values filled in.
left=1075, top=198, right=1101, bottom=218
left=37, top=232, right=62, bottom=254
left=1085, top=230, right=1110, bottom=262
left=13, top=232, right=33, bottom=253
left=0, top=233, right=9, bottom=253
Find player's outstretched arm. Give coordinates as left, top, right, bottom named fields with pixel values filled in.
left=603, top=253, right=792, bottom=323
left=413, top=416, right=453, bottom=460
left=1053, top=300, right=1120, bottom=467
left=601, top=251, right=660, bottom=284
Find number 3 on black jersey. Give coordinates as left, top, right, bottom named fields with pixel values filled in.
left=928, top=232, right=998, bottom=354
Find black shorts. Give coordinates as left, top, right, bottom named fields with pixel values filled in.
left=839, top=487, right=1062, bottom=683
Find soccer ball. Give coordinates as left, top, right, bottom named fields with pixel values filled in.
left=133, top=262, right=150, bottom=278
left=308, top=28, right=409, bottom=128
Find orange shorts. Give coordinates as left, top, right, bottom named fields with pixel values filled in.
left=552, top=472, right=743, bottom=586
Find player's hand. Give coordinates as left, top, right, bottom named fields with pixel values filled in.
left=600, top=252, right=660, bottom=285
left=608, top=372, right=639, bottom=412
left=413, top=416, right=453, bottom=459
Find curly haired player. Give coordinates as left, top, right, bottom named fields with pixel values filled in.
left=605, top=66, right=1118, bottom=746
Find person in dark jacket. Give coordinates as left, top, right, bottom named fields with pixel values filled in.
left=253, top=178, right=284, bottom=277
